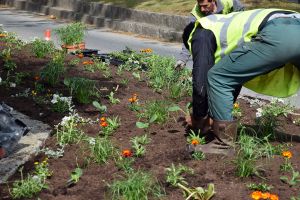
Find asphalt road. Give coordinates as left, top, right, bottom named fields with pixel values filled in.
left=0, top=8, right=299, bottom=108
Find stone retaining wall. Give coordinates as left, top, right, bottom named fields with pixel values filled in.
left=0, top=0, right=190, bottom=42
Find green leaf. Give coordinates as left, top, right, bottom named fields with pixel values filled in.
left=136, top=122, right=149, bottom=129
left=168, top=105, right=181, bottom=112
left=92, top=101, right=107, bottom=113
left=149, top=114, right=158, bottom=123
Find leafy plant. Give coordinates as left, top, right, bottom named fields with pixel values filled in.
left=30, top=38, right=55, bottom=58
left=291, top=194, right=300, bottom=200
left=114, top=151, right=135, bottom=173
left=51, top=94, right=73, bottom=113
left=280, top=168, right=300, bottom=187
left=54, top=22, right=86, bottom=46
left=107, top=91, right=120, bottom=104
left=64, top=77, right=100, bottom=104
left=109, top=170, right=164, bottom=200
left=187, top=130, right=205, bottom=146
left=56, top=113, right=84, bottom=145
left=92, top=101, right=107, bottom=113
left=100, top=116, right=120, bottom=136
left=88, top=136, right=114, bottom=164
left=180, top=183, right=215, bottom=200
left=165, top=163, right=193, bottom=186
left=192, top=151, right=205, bottom=160
left=130, top=134, right=151, bottom=157
left=66, top=167, right=83, bottom=187
left=255, top=98, right=294, bottom=138
left=246, top=183, right=273, bottom=192
left=41, top=52, right=65, bottom=86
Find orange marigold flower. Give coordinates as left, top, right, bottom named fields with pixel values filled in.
left=100, top=121, right=108, bottom=127
left=34, top=76, right=40, bottom=81
left=100, top=117, right=106, bottom=122
left=77, top=53, right=84, bottom=58
left=191, top=139, right=199, bottom=146
left=233, top=102, right=239, bottom=109
left=261, top=192, right=270, bottom=199
left=122, top=149, right=132, bottom=157
left=0, top=33, right=7, bottom=37
left=269, top=194, right=279, bottom=200
left=282, top=151, right=292, bottom=159
left=82, top=60, right=94, bottom=65
left=251, top=191, right=262, bottom=200
left=128, top=97, right=136, bottom=103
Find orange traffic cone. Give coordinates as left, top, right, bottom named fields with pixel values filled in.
left=44, top=29, right=51, bottom=41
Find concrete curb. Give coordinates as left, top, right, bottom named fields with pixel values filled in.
left=0, top=110, right=51, bottom=183
left=0, top=0, right=190, bottom=42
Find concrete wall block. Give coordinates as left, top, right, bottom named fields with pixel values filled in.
left=92, top=16, right=105, bottom=27
left=14, top=0, right=26, bottom=10
left=41, top=5, right=50, bottom=15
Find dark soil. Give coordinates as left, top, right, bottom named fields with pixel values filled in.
left=0, top=43, right=300, bottom=200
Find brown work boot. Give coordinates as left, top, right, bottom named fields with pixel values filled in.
left=187, top=119, right=238, bottom=156
left=185, top=114, right=213, bottom=135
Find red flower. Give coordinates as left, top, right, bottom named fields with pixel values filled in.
left=100, top=121, right=108, bottom=127
left=122, top=149, right=132, bottom=157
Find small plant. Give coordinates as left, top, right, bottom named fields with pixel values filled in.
left=30, top=38, right=55, bottom=58
left=41, top=52, right=65, bottom=86
left=187, top=130, right=205, bottom=146
left=56, top=113, right=84, bottom=145
left=280, top=151, right=293, bottom=172
left=280, top=168, right=300, bottom=187
left=109, top=170, right=164, bottom=200
left=255, top=98, right=294, bottom=138
left=130, top=134, right=151, bottom=157
left=121, top=78, right=129, bottom=85
left=69, top=57, right=80, bottom=66
left=165, top=163, right=193, bottom=186
left=66, top=167, right=83, bottom=187
left=180, top=184, right=215, bottom=200
left=64, top=77, right=100, bottom=104
left=137, top=100, right=178, bottom=125
left=291, top=194, right=300, bottom=200
left=40, top=146, right=65, bottom=159
left=192, top=151, right=205, bottom=160
left=128, top=93, right=140, bottom=112
left=132, top=71, right=142, bottom=81
left=88, top=136, right=114, bottom=164
left=232, top=102, right=242, bottom=118
left=114, top=150, right=135, bottom=173
left=92, top=101, right=107, bottom=113
left=246, top=183, right=273, bottom=192
left=54, top=22, right=86, bottom=46
left=293, top=118, right=300, bottom=126
left=51, top=94, right=73, bottom=113
left=99, top=116, right=120, bottom=136
left=107, top=91, right=120, bottom=104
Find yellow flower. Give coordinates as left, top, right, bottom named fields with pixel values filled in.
left=282, top=151, right=292, bottom=159
left=269, top=194, right=279, bottom=200
left=34, top=162, right=39, bottom=165
left=31, top=90, right=37, bottom=96
left=261, top=192, right=270, bottom=199
left=233, top=102, right=239, bottom=109
left=251, top=191, right=262, bottom=200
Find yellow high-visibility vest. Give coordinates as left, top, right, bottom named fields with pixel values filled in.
left=188, top=9, right=300, bottom=97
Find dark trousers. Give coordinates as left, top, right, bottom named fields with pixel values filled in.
left=191, top=28, right=241, bottom=119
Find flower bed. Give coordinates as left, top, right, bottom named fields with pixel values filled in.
left=0, top=28, right=300, bottom=200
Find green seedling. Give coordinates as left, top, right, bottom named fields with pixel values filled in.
left=165, top=163, right=193, bottom=186
left=66, top=167, right=83, bottom=187
left=92, top=101, right=107, bottom=113
left=280, top=169, right=300, bottom=187
left=107, top=91, right=120, bottom=104
left=246, top=183, right=273, bottom=192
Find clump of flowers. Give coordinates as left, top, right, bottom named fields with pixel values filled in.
left=51, top=94, right=73, bottom=113
left=99, top=116, right=120, bottom=136
left=128, top=93, right=140, bottom=111
left=251, top=191, right=279, bottom=200
left=140, top=48, right=152, bottom=53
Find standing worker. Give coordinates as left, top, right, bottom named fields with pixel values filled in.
left=175, top=0, right=244, bottom=132
left=175, top=0, right=245, bottom=70
left=182, top=8, right=300, bottom=155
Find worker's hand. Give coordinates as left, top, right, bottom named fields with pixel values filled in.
left=174, top=60, right=186, bottom=71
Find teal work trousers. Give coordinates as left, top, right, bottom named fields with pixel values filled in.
left=207, top=17, right=300, bottom=120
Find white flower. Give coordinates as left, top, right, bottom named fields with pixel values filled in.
left=256, top=108, right=263, bottom=118
left=0, top=77, right=2, bottom=84
left=9, top=82, right=16, bottom=88
left=88, top=137, right=96, bottom=145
